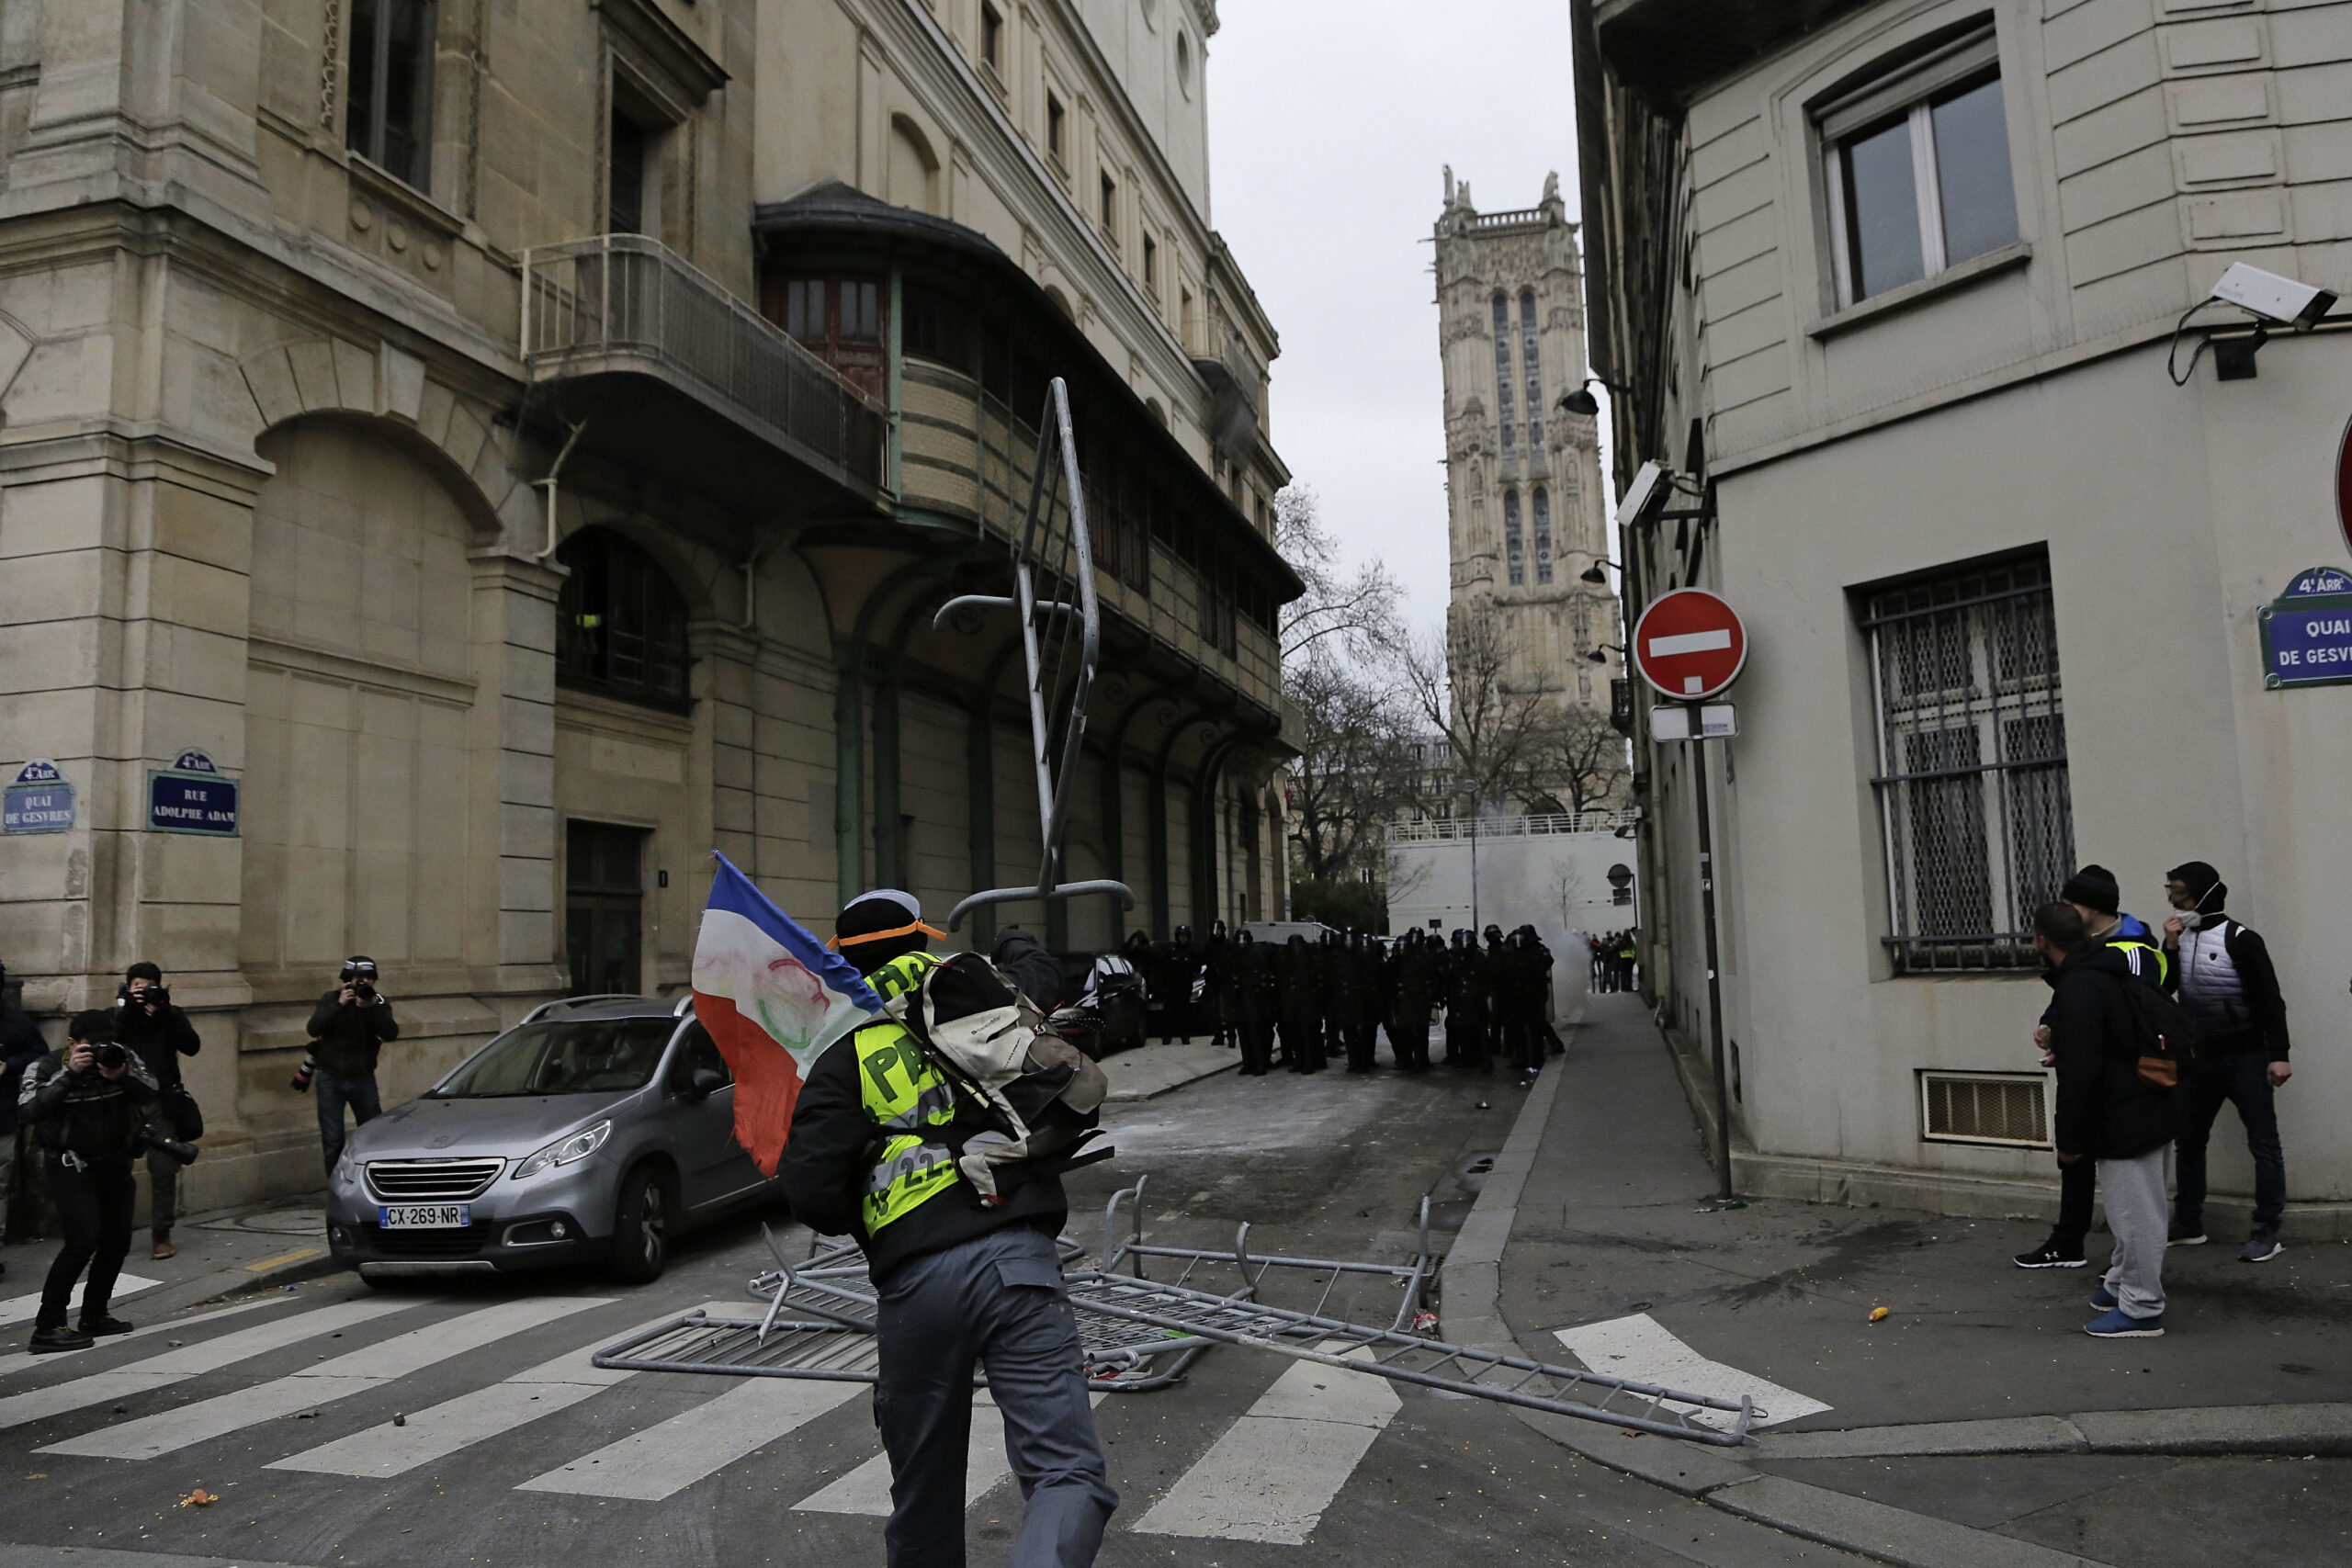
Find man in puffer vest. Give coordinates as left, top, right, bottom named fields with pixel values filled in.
left=777, top=890, right=1114, bottom=1568
left=2161, top=860, right=2292, bottom=1263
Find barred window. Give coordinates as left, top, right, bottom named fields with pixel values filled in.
left=1862, top=553, right=2071, bottom=972
left=1504, top=491, right=1524, bottom=586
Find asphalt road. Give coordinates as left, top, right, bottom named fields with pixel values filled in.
left=0, top=1059, right=1875, bottom=1568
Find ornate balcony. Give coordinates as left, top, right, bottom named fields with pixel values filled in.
left=520, top=234, right=888, bottom=517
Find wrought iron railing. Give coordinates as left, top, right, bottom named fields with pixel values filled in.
left=1387, top=811, right=1637, bottom=843
left=519, top=233, right=888, bottom=494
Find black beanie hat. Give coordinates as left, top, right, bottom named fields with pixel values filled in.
left=2167, top=860, right=2225, bottom=911
left=2060, top=864, right=2120, bottom=916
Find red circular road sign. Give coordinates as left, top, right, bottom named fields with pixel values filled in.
left=1634, top=588, right=1747, bottom=701
left=2337, top=411, right=2352, bottom=558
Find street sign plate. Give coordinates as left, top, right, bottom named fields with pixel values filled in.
left=1634, top=589, right=1747, bottom=700
left=2260, top=565, right=2352, bottom=690
left=4, top=759, right=74, bottom=835
left=1650, top=703, right=1737, bottom=740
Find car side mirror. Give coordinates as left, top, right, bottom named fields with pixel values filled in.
left=684, top=1066, right=726, bottom=1100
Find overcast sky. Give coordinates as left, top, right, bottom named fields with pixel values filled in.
left=1203, top=1, right=1606, bottom=634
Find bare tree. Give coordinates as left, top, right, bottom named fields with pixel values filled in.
left=1283, top=649, right=1419, bottom=883
left=1275, top=485, right=1403, bottom=663
left=1400, top=604, right=1552, bottom=815
left=1521, top=705, right=1633, bottom=816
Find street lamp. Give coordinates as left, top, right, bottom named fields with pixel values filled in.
left=1587, top=642, right=1625, bottom=664
left=1557, top=377, right=1636, bottom=418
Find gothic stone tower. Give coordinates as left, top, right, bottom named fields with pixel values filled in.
left=1434, top=171, right=1623, bottom=802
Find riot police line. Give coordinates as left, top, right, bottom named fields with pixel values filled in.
left=1102, top=920, right=1568, bottom=1087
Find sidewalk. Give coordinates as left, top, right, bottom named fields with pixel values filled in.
left=0, top=1191, right=344, bottom=1335
left=1453, top=992, right=2352, bottom=1568
left=1100, top=1035, right=1241, bottom=1101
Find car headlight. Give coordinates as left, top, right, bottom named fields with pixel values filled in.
left=334, top=1145, right=359, bottom=1185
left=513, top=1120, right=613, bottom=1181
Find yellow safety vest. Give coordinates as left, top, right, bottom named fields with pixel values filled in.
left=2109, top=937, right=2171, bottom=990
left=852, top=952, right=963, bottom=1236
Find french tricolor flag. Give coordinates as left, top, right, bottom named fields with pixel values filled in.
left=690, top=854, right=882, bottom=1175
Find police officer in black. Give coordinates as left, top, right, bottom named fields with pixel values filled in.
left=1202, top=920, right=1235, bottom=1047
left=1446, top=931, right=1494, bottom=1072
left=1277, top=934, right=1323, bottom=1072
left=19, top=1010, right=187, bottom=1351
left=1233, top=931, right=1278, bottom=1075
left=1390, top=931, right=1438, bottom=1073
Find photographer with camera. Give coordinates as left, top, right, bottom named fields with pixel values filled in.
left=302, top=957, right=399, bottom=1174
left=114, top=963, right=201, bottom=1260
left=17, top=1010, right=197, bottom=1352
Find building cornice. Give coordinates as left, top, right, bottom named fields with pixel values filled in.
left=880, top=0, right=1221, bottom=407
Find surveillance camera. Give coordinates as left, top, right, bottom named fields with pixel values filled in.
left=2211, top=262, right=2337, bottom=330
left=1616, top=461, right=1671, bottom=529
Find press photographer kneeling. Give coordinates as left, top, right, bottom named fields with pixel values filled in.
left=17, top=1011, right=198, bottom=1353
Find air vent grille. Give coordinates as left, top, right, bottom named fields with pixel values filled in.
left=1919, top=1072, right=2048, bottom=1147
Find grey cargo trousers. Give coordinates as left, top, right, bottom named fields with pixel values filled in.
left=874, top=1225, right=1117, bottom=1567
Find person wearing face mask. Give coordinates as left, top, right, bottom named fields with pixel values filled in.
left=2160, top=861, right=2291, bottom=1263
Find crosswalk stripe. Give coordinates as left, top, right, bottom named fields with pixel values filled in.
left=0, top=1274, right=163, bottom=1327
left=1131, top=1348, right=1399, bottom=1544
left=0, top=1298, right=280, bottom=1383
left=0, top=1297, right=418, bottom=1433
left=792, top=1390, right=1109, bottom=1517
left=514, top=1373, right=864, bottom=1502
left=38, top=1295, right=609, bottom=1460
left=1552, top=1313, right=1829, bottom=1431
left=266, top=1302, right=741, bottom=1479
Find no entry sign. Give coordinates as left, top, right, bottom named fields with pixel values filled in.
left=1634, top=588, right=1747, bottom=701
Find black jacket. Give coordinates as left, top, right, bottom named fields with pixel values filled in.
left=115, top=1000, right=200, bottom=1093
left=18, top=1047, right=162, bottom=1162
left=2047, top=945, right=2174, bottom=1160
left=990, top=928, right=1064, bottom=1013
left=0, top=1009, right=48, bottom=1136
left=306, top=990, right=401, bottom=1077
left=775, top=1022, right=1069, bottom=1285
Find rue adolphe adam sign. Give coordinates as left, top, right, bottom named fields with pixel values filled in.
left=148, top=749, right=239, bottom=836
left=2, top=759, right=75, bottom=835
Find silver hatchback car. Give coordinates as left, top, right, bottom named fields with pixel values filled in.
left=324, top=995, right=779, bottom=1282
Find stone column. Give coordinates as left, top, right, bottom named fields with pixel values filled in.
left=466, top=547, right=566, bottom=1004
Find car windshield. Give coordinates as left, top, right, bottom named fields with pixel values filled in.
left=428, top=1016, right=676, bottom=1098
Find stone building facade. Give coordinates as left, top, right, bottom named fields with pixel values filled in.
left=1432, top=172, right=1624, bottom=792
left=0, top=0, right=1295, bottom=1213
left=1577, top=0, right=2352, bottom=1226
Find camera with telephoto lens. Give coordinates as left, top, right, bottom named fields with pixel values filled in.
left=136, top=1127, right=199, bottom=1166
left=91, top=1041, right=130, bottom=1072
left=340, top=959, right=378, bottom=1003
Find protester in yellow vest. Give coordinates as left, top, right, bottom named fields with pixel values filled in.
left=777, top=891, right=1114, bottom=1568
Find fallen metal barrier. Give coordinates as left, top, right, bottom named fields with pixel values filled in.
left=588, top=1179, right=1756, bottom=1444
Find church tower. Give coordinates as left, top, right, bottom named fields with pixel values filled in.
left=1433, top=170, right=1624, bottom=804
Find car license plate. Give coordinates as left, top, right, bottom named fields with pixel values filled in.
left=379, top=1203, right=470, bottom=1229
